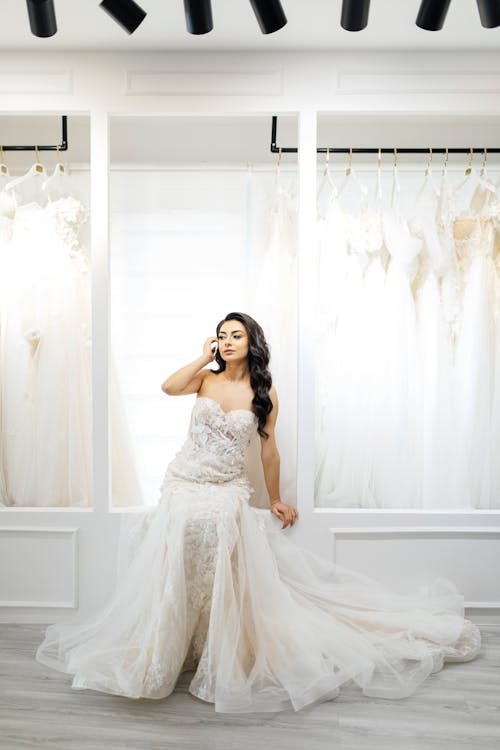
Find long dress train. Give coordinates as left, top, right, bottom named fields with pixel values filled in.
left=35, top=395, right=481, bottom=713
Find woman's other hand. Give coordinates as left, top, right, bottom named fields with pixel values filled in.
left=270, top=501, right=299, bottom=529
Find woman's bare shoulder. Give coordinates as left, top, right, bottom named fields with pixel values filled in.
left=197, top=368, right=218, bottom=392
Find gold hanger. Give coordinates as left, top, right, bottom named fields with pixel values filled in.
left=56, top=143, right=65, bottom=172
left=346, top=146, right=352, bottom=176
left=425, top=146, right=433, bottom=176
left=35, top=145, right=44, bottom=173
left=0, top=145, right=7, bottom=175
left=377, top=147, right=382, bottom=170
left=481, top=146, right=487, bottom=175
left=323, top=146, right=330, bottom=175
left=442, top=146, right=449, bottom=172
left=465, top=146, right=473, bottom=176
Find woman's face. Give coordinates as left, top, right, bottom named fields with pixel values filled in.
left=218, top=320, right=249, bottom=362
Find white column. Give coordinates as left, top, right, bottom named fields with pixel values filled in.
left=296, top=110, right=318, bottom=527
left=90, top=110, right=111, bottom=513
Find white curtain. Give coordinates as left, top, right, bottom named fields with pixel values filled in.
left=245, top=169, right=298, bottom=508
left=315, top=163, right=500, bottom=510
left=110, top=167, right=298, bottom=510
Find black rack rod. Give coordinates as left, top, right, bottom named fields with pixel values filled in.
left=271, top=115, right=500, bottom=155
left=1, top=115, right=68, bottom=152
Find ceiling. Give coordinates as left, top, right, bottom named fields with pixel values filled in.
left=1, top=0, right=499, bottom=52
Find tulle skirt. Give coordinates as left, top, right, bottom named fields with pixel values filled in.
left=35, top=479, right=481, bottom=713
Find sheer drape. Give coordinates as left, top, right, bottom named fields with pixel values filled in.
left=245, top=171, right=298, bottom=508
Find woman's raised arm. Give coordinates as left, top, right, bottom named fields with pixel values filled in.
left=162, top=336, right=217, bottom=395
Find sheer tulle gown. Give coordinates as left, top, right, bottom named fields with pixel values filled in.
left=452, top=181, right=500, bottom=508
left=36, top=395, right=481, bottom=713
left=0, top=194, right=142, bottom=507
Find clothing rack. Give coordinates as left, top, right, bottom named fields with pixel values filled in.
left=270, top=115, right=500, bottom=155
left=1, top=115, right=67, bottom=152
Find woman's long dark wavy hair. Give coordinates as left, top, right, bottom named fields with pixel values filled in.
left=211, top=312, right=273, bottom=439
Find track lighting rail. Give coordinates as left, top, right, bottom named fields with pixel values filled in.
left=270, top=116, right=500, bottom=155
left=1, top=115, right=67, bottom=152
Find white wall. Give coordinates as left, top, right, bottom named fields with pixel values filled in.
left=0, top=49, right=499, bottom=625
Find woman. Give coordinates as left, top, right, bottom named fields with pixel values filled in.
left=36, top=311, right=481, bottom=714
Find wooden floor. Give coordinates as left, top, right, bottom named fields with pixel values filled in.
left=1, top=623, right=499, bottom=750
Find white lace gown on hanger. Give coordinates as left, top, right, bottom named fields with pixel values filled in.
left=409, top=174, right=456, bottom=510
left=36, top=395, right=481, bottom=713
left=452, top=182, right=500, bottom=508
left=0, top=187, right=15, bottom=504
left=379, top=209, right=422, bottom=508
left=0, top=194, right=142, bottom=507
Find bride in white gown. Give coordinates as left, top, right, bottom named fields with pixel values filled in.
left=35, top=312, right=481, bottom=713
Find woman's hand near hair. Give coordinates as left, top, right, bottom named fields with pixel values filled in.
left=161, top=336, right=218, bottom=395
left=202, top=336, right=219, bottom=362
left=270, top=500, right=299, bottom=529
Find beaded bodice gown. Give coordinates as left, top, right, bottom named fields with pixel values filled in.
left=35, top=395, right=481, bottom=713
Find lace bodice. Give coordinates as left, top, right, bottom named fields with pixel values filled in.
left=162, top=396, right=258, bottom=489
left=10, top=196, right=89, bottom=260
left=345, top=210, right=384, bottom=267
left=44, top=196, right=89, bottom=257
left=453, top=214, right=498, bottom=265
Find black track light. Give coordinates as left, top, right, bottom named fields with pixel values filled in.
left=184, top=0, right=213, bottom=34
left=99, top=0, right=147, bottom=34
left=476, top=0, right=500, bottom=28
left=416, top=0, right=452, bottom=30
left=26, top=0, right=57, bottom=38
left=248, top=0, right=287, bottom=34
left=341, top=0, right=371, bottom=32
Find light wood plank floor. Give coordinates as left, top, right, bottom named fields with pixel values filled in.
left=0, top=623, right=498, bottom=750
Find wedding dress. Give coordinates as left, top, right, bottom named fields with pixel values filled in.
left=315, top=162, right=500, bottom=511
left=410, top=169, right=456, bottom=509
left=36, top=395, right=481, bottom=713
left=1, top=196, right=93, bottom=506
left=0, top=190, right=142, bottom=507
left=452, top=178, right=500, bottom=508
left=315, top=170, right=378, bottom=507
left=380, top=205, right=422, bottom=508
left=0, top=186, right=15, bottom=505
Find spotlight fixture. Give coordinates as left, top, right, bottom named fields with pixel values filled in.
left=26, top=0, right=57, bottom=38
left=341, top=0, right=371, bottom=32
left=416, top=0, right=452, bottom=31
left=184, top=0, right=213, bottom=34
left=476, top=0, right=500, bottom=28
left=99, top=0, right=147, bottom=34
left=248, top=0, right=287, bottom=34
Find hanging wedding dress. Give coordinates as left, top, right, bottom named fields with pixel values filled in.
left=0, top=166, right=142, bottom=507
left=410, top=166, right=456, bottom=509
left=380, top=170, right=422, bottom=508
left=35, top=394, right=481, bottom=713
left=315, top=157, right=500, bottom=510
left=451, top=170, right=500, bottom=508
left=315, top=164, right=378, bottom=507
left=0, top=175, right=14, bottom=505
left=1, top=195, right=94, bottom=506
left=315, top=170, right=350, bottom=505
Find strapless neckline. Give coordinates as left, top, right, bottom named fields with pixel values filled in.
left=196, top=396, right=257, bottom=420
